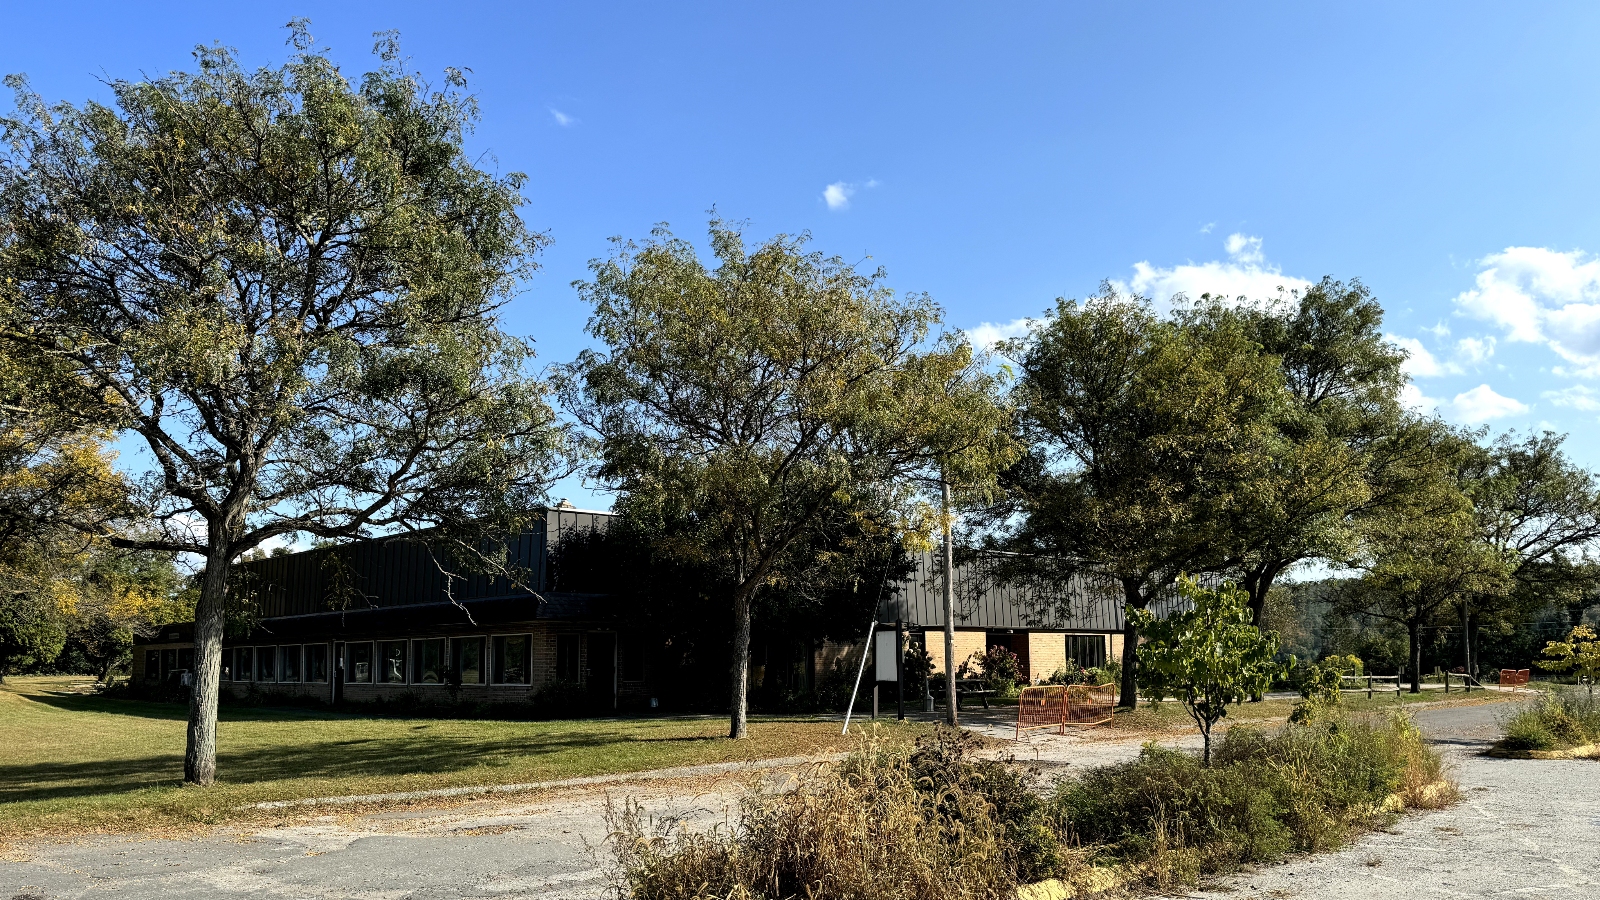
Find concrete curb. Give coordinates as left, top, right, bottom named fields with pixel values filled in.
left=241, top=753, right=843, bottom=811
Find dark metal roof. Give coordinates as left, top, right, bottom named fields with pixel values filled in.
left=878, top=549, right=1192, bottom=634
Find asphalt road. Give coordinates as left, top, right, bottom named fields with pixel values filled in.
left=2, top=698, right=1593, bottom=900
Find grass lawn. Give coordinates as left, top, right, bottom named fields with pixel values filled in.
left=0, top=676, right=924, bottom=839
left=1102, top=686, right=1521, bottom=734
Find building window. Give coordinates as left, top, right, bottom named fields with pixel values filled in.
left=1066, top=635, right=1107, bottom=670
left=620, top=636, right=646, bottom=682
left=235, top=646, right=254, bottom=682
left=161, top=648, right=178, bottom=676
left=178, top=648, right=194, bottom=671
left=279, top=645, right=302, bottom=682
left=556, top=633, right=581, bottom=683
left=492, top=634, right=530, bottom=685
left=378, top=640, right=407, bottom=683
left=305, top=644, right=329, bottom=683
left=413, top=638, right=445, bottom=684
left=453, top=637, right=484, bottom=685
left=347, top=642, right=373, bottom=684
left=257, top=646, right=277, bottom=682
left=145, top=650, right=161, bottom=681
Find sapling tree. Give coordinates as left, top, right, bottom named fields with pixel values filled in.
left=1131, top=577, right=1287, bottom=765
left=1539, top=624, right=1600, bottom=696
left=0, top=27, right=565, bottom=783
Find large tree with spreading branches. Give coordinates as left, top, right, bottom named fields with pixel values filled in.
left=0, top=24, right=566, bottom=783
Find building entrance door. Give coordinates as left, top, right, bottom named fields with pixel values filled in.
left=587, top=632, right=617, bottom=709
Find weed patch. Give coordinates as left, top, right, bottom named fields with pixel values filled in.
left=1494, top=691, right=1600, bottom=752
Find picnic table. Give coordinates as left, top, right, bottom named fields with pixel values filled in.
left=955, top=679, right=994, bottom=709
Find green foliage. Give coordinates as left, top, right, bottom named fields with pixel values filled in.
left=959, top=645, right=1021, bottom=694
left=1054, top=712, right=1449, bottom=890
left=1538, top=624, right=1600, bottom=694
left=1132, top=578, right=1288, bottom=764
left=1044, top=660, right=1097, bottom=686
left=1289, top=654, right=1362, bottom=724
left=1, top=28, right=567, bottom=782
left=563, top=219, right=1016, bottom=737
left=1495, top=691, right=1600, bottom=752
left=0, top=589, right=66, bottom=678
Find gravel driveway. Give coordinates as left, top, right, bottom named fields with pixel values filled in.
left=2, top=699, right=1591, bottom=900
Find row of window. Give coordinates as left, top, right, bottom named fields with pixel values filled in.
left=224, top=634, right=549, bottom=686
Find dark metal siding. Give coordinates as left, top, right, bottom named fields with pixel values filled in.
left=238, top=509, right=613, bottom=619
left=879, top=549, right=1193, bottom=633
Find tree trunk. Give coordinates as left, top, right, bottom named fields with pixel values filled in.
left=1460, top=600, right=1471, bottom=678
left=729, top=583, right=753, bottom=740
left=1202, top=723, right=1212, bottom=767
left=942, top=480, right=957, bottom=726
left=1408, top=621, right=1422, bottom=694
left=185, top=537, right=232, bottom=785
left=1118, top=578, right=1142, bottom=710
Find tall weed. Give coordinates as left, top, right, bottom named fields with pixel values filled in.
left=1496, top=690, right=1600, bottom=751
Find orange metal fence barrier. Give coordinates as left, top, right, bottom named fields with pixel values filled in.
left=1015, top=685, right=1068, bottom=738
left=1016, top=683, right=1116, bottom=739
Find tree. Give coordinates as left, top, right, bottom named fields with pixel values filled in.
left=0, top=26, right=566, bottom=783
left=1538, top=624, right=1600, bottom=696
left=1179, top=279, right=1407, bottom=626
left=66, top=547, right=194, bottom=683
left=1334, top=423, right=1512, bottom=692
left=998, top=286, right=1286, bottom=708
left=1462, top=432, right=1600, bottom=674
left=1131, top=577, right=1286, bottom=766
left=563, top=220, right=1014, bottom=738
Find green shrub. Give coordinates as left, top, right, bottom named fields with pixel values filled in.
left=1496, top=691, right=1600, bottom=752
left=1052, top=711, right=1448, bottom=890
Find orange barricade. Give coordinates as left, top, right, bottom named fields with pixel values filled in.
left=1065, top=683, right=1116, bottom=727
left=1500, top=668, right=1531, bottom=691
left=1015, top=685, right=1067, bottom=739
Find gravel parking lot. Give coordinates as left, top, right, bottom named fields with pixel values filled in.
left=2, top=699, right=1591, bottom=900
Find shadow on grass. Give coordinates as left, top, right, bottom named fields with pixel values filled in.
left=1, top=694, right=822, bottom=806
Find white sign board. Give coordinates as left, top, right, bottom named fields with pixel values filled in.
left=874, top=629, right=899, bottom=682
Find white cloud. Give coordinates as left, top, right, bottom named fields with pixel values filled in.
left=1455, top=335, right=1496, bottom=365
left=966, top=317, right=1036, bottom=352
left=1387, top=334, right=1453, bottom=378
left=1424, top=321, right=1452, bottom=339
left=1542, top=384, right=1600, bottom=412
left=549, top=108, right=575, bottom=126
left=823, top=181, right=855, bottom=210
left=1453, top=246, right=1600, bottom=374
left=1400, top=383, right=1438, bottom=414
left=1445, top=384, right=1529, bottom=423
left=1118, top=233, right=1312, bottom=308
left=1199, top=222, right=1216, bottom=234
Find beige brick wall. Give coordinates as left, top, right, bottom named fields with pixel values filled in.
left=1028, top=633, right=1066, bottom=684
left=1109, top=633, right=1124, bottom=665
left=926, top=629, right=987, bottom=675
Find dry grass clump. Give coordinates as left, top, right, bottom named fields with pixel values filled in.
left=1495, top=690, right=1600, bottom=753
left=607, top=729, right=1076, bottom=900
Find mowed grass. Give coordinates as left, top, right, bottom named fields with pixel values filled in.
left=0, top=676, right=922, bottom=838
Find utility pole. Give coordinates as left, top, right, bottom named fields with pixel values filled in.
left=943, top=478, right=958, bottom=726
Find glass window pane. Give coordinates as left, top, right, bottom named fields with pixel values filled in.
left=453, top=637, right=484, bottom=685
left=257, top=647, right=277, bottom=682
left=493, top=635, right=530, bottom=685
left=378, top=640, right=407, bottom=683
left=161, top=649, right=178, bottom=676
left=556, top=634, right=580, bottom=682
left=413, top=639, right=445, bottom=684
left=178, top=648, right=194, bottom=671
left=279, top=646, right=302, bottom=682
left=620, top=637, right=646, bottom=682
left=235, top=647, right=254, bottom=681
left=145, top=650, right=160, bottom=681
left=305, top=644, right=328, bottom=683
left=348, top=642, right=373, bottom=683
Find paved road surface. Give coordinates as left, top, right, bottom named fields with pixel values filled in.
left=2, top=698, right=1593, bottom=900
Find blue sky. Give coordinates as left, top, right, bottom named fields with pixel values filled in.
left=8, top=2, right=1600, bottom=511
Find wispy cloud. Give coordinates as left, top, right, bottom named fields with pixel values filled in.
left=823, top=181, right=855, bottom=211
left=549, top=107, right=575, bottom=127
left=1388, top=334, right=1454, bottom=378
left=1199, top=222, right=1216, bottom=234
left=1446, top=383, right=1529, bottom=423
left=1542, top=384, right=1600, bottom=412
left=1115, top=233, right=1311, bottom=308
